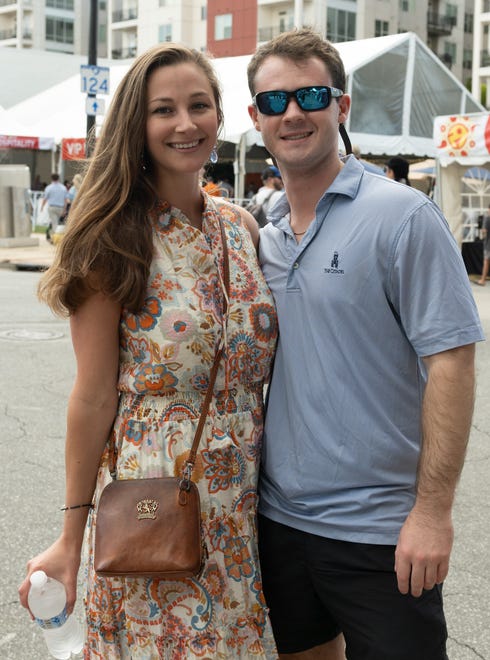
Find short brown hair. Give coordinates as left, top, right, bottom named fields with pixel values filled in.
left=247, top=27, right=346, bottom=97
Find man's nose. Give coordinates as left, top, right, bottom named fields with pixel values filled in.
left=282, top=97, right=305, bottom=119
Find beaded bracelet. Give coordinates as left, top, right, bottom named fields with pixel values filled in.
left=60, top=503, right=94, bottom=511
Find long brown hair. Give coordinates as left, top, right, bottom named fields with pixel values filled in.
left=38, top=44, right=224, bottom=316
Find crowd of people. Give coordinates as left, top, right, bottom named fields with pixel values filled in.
left=20, top=27, right=484, bottom=660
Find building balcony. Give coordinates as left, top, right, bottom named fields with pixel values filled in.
left=257, top=24, right=289, bottom=42
left=438, top=52, right=453, bottom=69
left=112, top=8, right=137, bottom=23
left=112, top=46, right=137, bottom=59
left=0, top=26, right=16, bottom=39
left=427, top=12, right=455, bottom=36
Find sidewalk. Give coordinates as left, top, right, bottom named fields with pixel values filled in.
left=0, top=232, right=55, bottom=270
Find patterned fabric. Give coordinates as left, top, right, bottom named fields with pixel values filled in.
left=83, top=194, right=279, bottom=659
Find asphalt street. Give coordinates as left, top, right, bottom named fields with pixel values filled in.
left=0, top=262, right=489, bottom=659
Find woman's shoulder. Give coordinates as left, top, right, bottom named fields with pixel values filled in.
left=208, top=196, right=260, bottom=247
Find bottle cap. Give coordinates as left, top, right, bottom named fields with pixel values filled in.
left=30, top=571, right=48, bottom=588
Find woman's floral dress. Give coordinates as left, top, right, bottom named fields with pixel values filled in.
left=83, top=193, right=279, bottom=659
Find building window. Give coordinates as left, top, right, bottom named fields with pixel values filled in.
left=446, top=4, right=458, bottom=27
left=159, top=24, right=172, bottom=42
left=278, top=11, right=294, bottom=33
left=443, top=41, right=457, bottom=68
left=46, top=0, right=74, bottom=9
left=201, top=6, right=206, bottom=21
left=400, top=0, right=409, bottom=11
left=463, top=48, right=472, bottom=69
left=46, top=17, right=74, bottom=44
left=326, top=8, right=356, bottom=42
left=215, top=13, right=232, bottom=40
left=464, top=13, right=473, bottom=33
left=375, top=20, right=389, bottom=37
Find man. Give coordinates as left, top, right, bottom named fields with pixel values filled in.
left=247, top=28, right=484, bottom=660
left=247, top=165, right=284, bottom=226
left=476, top=203, right=490, bottom=285
left=255, top=165, right=284, bottom=209
left=41, top=173, right=68, bottom=240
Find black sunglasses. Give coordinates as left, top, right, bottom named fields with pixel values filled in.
left=253, top=86, right=343, bottom=116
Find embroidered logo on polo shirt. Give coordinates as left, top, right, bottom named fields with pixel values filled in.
left=324, top=251, right=344, bottom=274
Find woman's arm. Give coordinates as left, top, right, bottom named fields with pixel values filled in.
left=236, top=205, right=260, bottom=250
left=19, top=291, right=121, bottom=614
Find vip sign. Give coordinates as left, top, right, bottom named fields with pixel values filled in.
left=62, top=138, right=86, bottom=161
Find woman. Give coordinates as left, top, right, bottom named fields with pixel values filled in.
left=19, top=44, right=278, bottom=658
left=66, top=173, right=84, bottom=209
left=384, top=156, right=411, bottom=186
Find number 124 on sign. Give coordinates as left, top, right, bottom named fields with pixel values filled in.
left=80, top=65, right=110, bottom=95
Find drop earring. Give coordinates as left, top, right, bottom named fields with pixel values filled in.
left=209, top=147, right=218, bottom=164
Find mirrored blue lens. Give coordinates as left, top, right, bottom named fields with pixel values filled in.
left=255, top=87, right=333, bottom=115
left=262, top=92, right=288, bottom=114
left=296, top=87, right=330, bottom=110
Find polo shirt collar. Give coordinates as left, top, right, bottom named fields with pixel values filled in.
left=268, top=154, right=365, bottom=232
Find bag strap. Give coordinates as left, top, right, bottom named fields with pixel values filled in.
left=108, top=216, right=230, bottom=486
left=180, top=216, right=229, bottom=489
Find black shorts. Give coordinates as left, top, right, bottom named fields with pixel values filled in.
left=258, top=514, right=448, bottom=660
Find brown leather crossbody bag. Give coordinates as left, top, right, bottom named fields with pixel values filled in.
left=94, top=217, right=229, bottom=578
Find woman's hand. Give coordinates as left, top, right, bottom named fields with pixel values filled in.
left=18, top=536, right=82, bottom=617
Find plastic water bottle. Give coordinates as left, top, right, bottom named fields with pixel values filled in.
left=28, top=570, right=84, bottom=659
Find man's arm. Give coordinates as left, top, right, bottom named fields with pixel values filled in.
left=394, top=343, right=476, bottom=597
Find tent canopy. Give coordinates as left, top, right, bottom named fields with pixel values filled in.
left=342, top=32, right=484, bottom=156
left=0, top=32, right=484, bottom=157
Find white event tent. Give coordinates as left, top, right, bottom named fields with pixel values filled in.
left=0, top=32, right=484, bottom=195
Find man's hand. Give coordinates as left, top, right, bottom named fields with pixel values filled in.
left=394, top=507, right=453, bottom=597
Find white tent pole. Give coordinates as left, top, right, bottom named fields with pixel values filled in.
left=402, top=34, right=415, bottom=152
left=294, top=0, right=304, bottom=28
left=234, top=134, right=247, bottom=201
left=472, top=0, right=482, bottom=104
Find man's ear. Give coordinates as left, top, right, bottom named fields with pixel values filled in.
left=338, top=94, right=351, bottom=125
left=248, top=104, right=261, bottom=131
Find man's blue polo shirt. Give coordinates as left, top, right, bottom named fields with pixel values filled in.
left=258, top=155, right=484, bottom=545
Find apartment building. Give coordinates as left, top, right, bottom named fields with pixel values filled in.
left=0, top=0, right=476, bottom=88
left=207, top=0, right=475, bottom=85
left=0, top=0, right=207, bottom=58
left=0, top=0, right=108, bottom=56
left=472, top=0, right=490, bottom=106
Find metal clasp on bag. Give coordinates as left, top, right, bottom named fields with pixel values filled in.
left=178, top=461, right=193, bottom=504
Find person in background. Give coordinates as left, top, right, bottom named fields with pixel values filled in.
left=218, top=177, right=234, bottom=197
left=32, top=174, right=43, bottom=191
left=41, top=173, right=68, bottom=239
left=247, top=27, right=484, bottom=660
left=251, top=165, right=284, bottom=219
left=476, top=203, right=490, bottom=285
left=19, top=42, right=278, bottom=659
left=385, top=156, right=411, bottom=186
left=66, top=173, right=83, bottom=210
left=245, top=182, right=258, bottom=199
left=202, top=171, right=222, bottom=196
